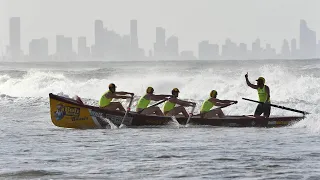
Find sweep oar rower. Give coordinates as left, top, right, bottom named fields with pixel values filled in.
left=136, top=87, right=171, bottom=116
left=245, top=73, right=271, bottom=117
left=200, top=90, right=237, bottom=118
left=99, top=83, right=134, bottom=111
left=163, top=88, right=195, bottom=117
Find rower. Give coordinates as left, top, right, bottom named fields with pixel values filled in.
left=136, top=87, right=171, bottom=116
left=245, top=73, right=271, bottom=117
left=99, top=83, right=134, bottom=111
left=162, top=88, right=195, bottom=117
left=200, top=90, right=237, bottom=118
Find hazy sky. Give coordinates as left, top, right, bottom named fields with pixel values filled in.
left=1, top=0, right=319, bottom=54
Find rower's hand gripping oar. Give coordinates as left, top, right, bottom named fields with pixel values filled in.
left=217, top=101, right=238, bottom=109
left=185, top=103, right=196, bottom=127
left=242, top=98, right=310, bottom=115
left=119, top=94, right=134, bottom=128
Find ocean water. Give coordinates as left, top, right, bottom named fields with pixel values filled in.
left=0, top=60, right=320, bottom=179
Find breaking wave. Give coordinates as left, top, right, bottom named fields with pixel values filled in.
left=0, top=61, right=319, bottom=132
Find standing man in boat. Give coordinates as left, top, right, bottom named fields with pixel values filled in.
left=245, top=73, right=271, bottom=117
left=136, top=87, right=172, bottom=115
left=99, top=83, right=134, bottom=111
left=163, top=88, right=195, bottom=117
left=200, top=90, right=237, bottom=118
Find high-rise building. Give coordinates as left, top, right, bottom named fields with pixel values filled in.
left=281, top=39, right=290, bottom=58
left=94, top=20, right=104, bottom=58
left=252, top=38, right=262, bottom=59
left=56, top=35, right=74, bottom=60
left=130, top=20, right=139, bottom=50
left=222, top=39, right=238, bottom=59
left=317, top=40, right=320, bottom=58
left=122, top=35, right=131, bottom=60
left=198, top=41, right=218, bottom=60
left=29, top=38, right=48, bottom=60
left=9, top=17, right=22, bottom=60
left=166, top=36, right=179, bottom=58
left=154, top=27, right=166, bottom=59
left=239, top=43, right=247, bottom=59
left=78, top=36, right=90, bottom=58
left=300, top=20, right=317, bottom=58
left=264, top=43, right=276, bottom=59
left=291, top=39, right=297, bottom=58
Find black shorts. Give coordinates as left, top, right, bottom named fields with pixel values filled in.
left=254, top=103, right=271, bottom=117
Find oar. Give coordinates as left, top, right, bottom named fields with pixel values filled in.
left=185, top=105, right=196, bottom=127
left=194, top=102, right=236, bottom=117
left=216, top=102, right=236, bottom=109
left=119, top=95, right=134, bottom=128
left=242, top=98, right=310, bottom=115
left=137, top=99, right=167, bottom=114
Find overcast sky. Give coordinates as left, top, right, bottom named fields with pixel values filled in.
left=1, top=0, right=319, bottom=54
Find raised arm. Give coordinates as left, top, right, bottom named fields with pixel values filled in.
left=245, top=73, right=258, bottom=89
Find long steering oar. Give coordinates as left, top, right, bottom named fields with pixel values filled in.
left=242, top=98, right=310, bottom=115
left=137, top=99, right=167, bottom=114
left=185, top=105, right=196, bottom=127
left=119, top=95, right=134, bottom=128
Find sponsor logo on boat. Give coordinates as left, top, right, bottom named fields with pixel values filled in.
left=54, top=104, right=66, bottom=121
left=64, top=106, right=80, bottom=116
left=89, top=110, right=132, bottom=125
left=54, top=104, right=81, bottom=121
left=89, top=110, right=103, bottom=117
left=71, top=117, right=88, bottom=121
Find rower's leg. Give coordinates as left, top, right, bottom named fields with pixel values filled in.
left=204, top=110, right=218, bottom=118
left=117, top=102, right=126, bottom=111
left=216, top=109, right=225, bottom=118
left=166, top=106, right=188, bottom=117
left=254, top=104, right=263, bottom=117
left=154, top=107, right=164, bottom=116
left=140, top=107, right=162, bottom=115
left=263, top=104, right=271, bottom=118
left=107, top=102, right=125, bottom=111
left=178, top=106, right=189, bottom=117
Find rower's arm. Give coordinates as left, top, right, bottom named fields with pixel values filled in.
left=113, top=95, right=132, bottom=99
left=245, top=73, right=258, bottom=89
left=150, top=94, right=171, bottom=101
left=116, top=91, right=134, bottom=96
left=107, top=93, right=131, bottom=99
left=265, top=86, right=270, bottom=103
left=211, top=98, right=231, bottom=106
left=175, top=99, right=195, bottom=107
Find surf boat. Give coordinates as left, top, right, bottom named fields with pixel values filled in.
left=49, top=93, right=304, bottom=129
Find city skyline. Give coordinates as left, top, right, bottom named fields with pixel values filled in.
left=2, top=0, right=320, bottom=54
left=3, top=17, right=320, bottom=61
